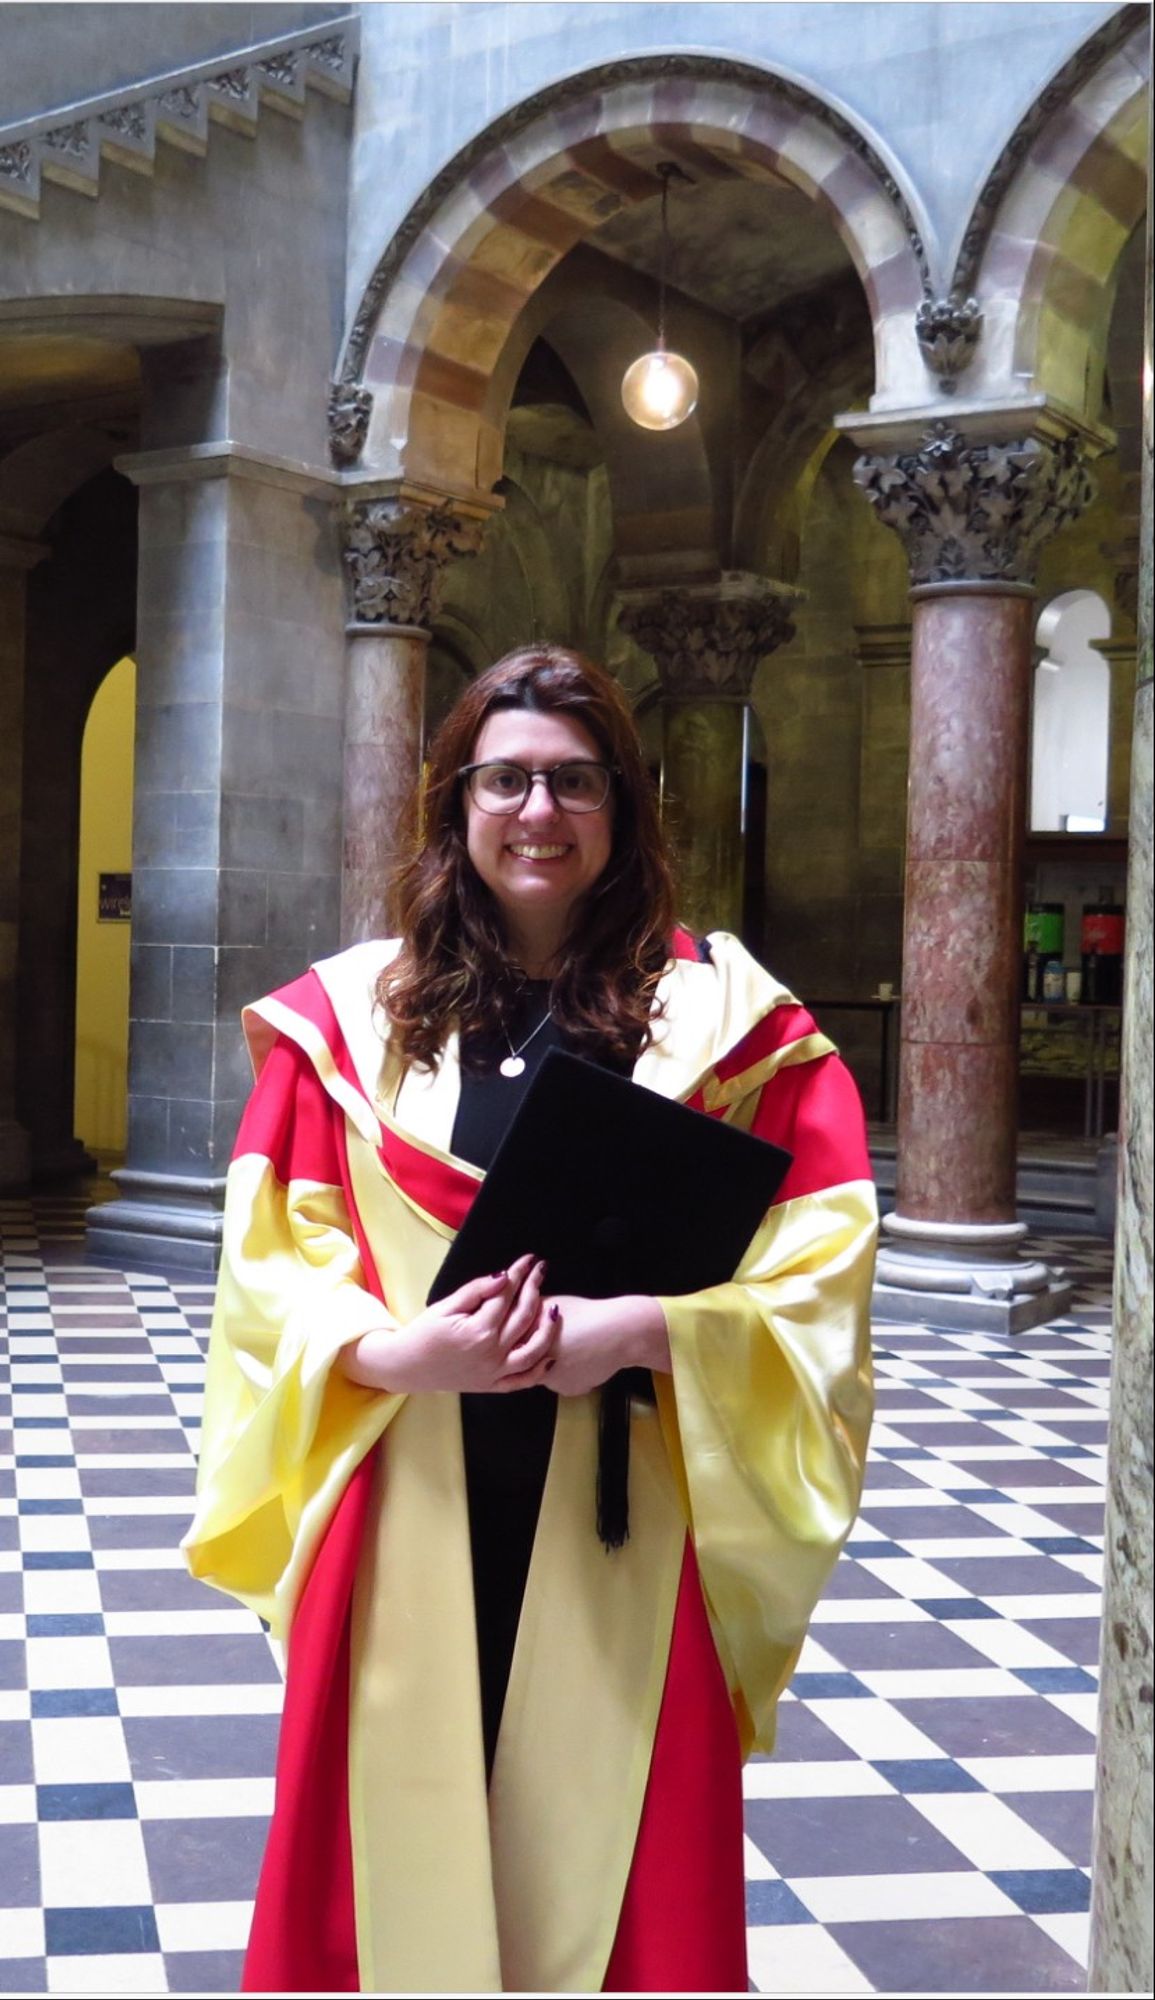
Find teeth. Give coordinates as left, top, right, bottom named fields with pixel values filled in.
left=509, top=844, right=569, bottom=859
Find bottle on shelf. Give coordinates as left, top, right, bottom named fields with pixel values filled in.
left=1024, top=944, right=1041, bottom=1002
left=1023, top=903, right=1063, bottom=1001
left=1080, top=895, right=1125, bottom=1006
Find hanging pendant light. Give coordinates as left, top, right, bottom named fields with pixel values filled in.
left=621, top=163, right=699, bottom=431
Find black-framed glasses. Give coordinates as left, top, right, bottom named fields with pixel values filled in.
left=458, top=760, right=614, bottom=815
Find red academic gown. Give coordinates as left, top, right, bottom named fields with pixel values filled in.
left=184, top=931, right=877, bottom=1995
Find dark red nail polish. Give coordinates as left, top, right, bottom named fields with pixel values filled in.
left=549, top=1303, right=560, bottom=1321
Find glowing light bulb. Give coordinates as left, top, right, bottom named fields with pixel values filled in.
left=621, top=348, right=699, bottom=431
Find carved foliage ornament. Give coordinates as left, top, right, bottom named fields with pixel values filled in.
left=328, top=383, right=373, bottom=469
left=209, top=68, right=253, bottom=102
left=258, top=53, right=299, bottom=86
left=341, top=497, right=486, bottom=629
left=160, top=86, right=201, bottom=119
left=852, top=422, right=1095, bottom=587
left=914, top=295, right=983, bottom=392
left=619, top=587, right=797, bottom=700
left=44, top=122, right=91, bottom=157
left=99, top=103, right=149, bottom=141
left=0, top=143, right=33, bottom=184
left=304, top=36, right=348, bottom=73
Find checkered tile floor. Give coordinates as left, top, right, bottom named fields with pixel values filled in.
left=1, top=1188, right=1112, bottom=1995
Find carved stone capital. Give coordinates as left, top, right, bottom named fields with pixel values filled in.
left=852, top=421, right=1095, bottom=587
left=340, top=493, right=488, bottom=629
left=914, top=296, right=983, bottom=392
left=619, top=573, right=799, bottom=700
left=328, top=382, right=373, bottom=468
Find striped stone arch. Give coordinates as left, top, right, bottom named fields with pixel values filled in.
left=336, top=56, right=932, bottom=501
left=964, top=7, right=1149, bottom=416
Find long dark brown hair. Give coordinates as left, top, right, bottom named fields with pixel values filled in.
left=380, top=645, right=678, bottom=1073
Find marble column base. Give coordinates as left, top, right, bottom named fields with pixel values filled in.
left=85, top=1168, right=226, bottom=1275
left=0, top=1117, right=30, bottom=1189
left=874, top=1212, right=1073, bottom=1333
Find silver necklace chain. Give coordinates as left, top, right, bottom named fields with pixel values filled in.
left=499, top=1007, right=552, bottom=1079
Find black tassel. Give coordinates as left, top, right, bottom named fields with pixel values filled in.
left=596, top=1375, right=631, bottom=1549
left=595, top=1369, right=656, bottom=1550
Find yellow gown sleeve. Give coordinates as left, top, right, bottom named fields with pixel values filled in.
left=182, top=1037, right=403, bottom=1639
left=655, top=1052, right=878, bottom=1754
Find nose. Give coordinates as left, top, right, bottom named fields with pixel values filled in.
left=517, top=773, right=560, bottom=824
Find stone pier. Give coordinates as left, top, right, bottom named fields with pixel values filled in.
left=86, top=446, right=348, bottom=1270
left=0, top=536, right=44, bottom=1188
left=1088, top=174, right=1154, bottom=1997
left=338, top=488, right=490, bottom=943
left=846, top=410, right=1103, bottom=1332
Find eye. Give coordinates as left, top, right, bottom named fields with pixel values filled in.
left=484, top=764, right=524, bottom=794
left=554, top=763, right=601, bottom=802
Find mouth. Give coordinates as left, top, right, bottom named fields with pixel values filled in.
left=506, top=843, right=572, bottom=862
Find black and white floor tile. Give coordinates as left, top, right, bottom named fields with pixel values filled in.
left=0, top=1189, right=1112, bottom=1994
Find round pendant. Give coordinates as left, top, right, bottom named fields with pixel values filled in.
left=499, top=1055, right=526, bottom=1079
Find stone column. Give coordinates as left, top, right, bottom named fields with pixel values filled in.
left=1089, top=181, right=1153, bottom=1994
left=0, top=534, right=46, bottom=1188
left=85, top=445, right=348, bottom=1270
left=850, top=417, right=1098, bottom=1332
left=619, top=574, right=797, bottom=937
left=339, top=489, right=489, bottom=944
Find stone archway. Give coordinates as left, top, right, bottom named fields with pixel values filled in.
left=949, top=5, right=1148, bottom=414
left=332, top=53, right=933, bottom=495
left=333, top=60, right=915, bottom=941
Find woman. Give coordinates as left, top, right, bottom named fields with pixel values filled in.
left=184, top=644, right=877, bottom=1996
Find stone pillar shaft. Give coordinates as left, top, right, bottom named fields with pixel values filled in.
left=897, top=584, right=1033, bottom=1224
left=85, top=449, right=347, bottom=1270
left=338, top=489, right=488, bottom=945
left=619, top=573, right=797, bottom=940
left=848, top=416, right=1099, bottom=1329
left=342, top=625, right=425, bottom=945
left=1089, top=157, right=1153, bottom=1994
left=0, top=542, right=43, bottom=1187
left=662, top=701, right=745, bottom=937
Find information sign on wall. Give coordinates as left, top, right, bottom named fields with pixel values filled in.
left=98, top=872, right=132, bottom=921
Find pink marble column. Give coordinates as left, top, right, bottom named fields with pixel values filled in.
left=847, top=418, right=1100, bottom=1328
left=338, top=490, right=489, bottom=946
left=896, top=583, right=1034, bottom=1224
left=341, top=625, right=426, bottom=944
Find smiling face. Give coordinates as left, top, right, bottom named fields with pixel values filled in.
left=463, top=706, right=614, bottom=970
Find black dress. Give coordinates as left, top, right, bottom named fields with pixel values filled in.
left=451, top=986, right=621, bottom=1780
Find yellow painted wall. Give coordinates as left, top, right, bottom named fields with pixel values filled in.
left=74, top=655, right=135, bottom=1157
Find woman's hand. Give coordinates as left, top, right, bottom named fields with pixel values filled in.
left=339, top=1252, right=559, bottom=1395
left=523, top=1293, right=671, bottom=1397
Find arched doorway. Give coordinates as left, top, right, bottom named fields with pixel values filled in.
left=15, top=463, right=137, bottom=1180
left=74, top=655, right=136, bottom=1166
